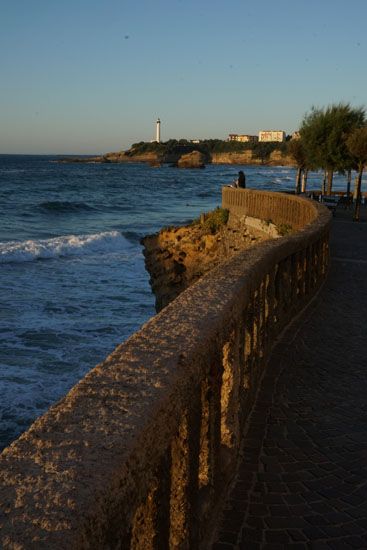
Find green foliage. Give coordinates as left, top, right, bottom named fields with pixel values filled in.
left=300, top=103, right=366, bottom=172
left=251, top=142, right=282, bottom=162
left=127, top=139, right=287, bottom=158
left=277, top=223, right=293, bottom=236
left=347, top=126, right=367, bottom=220
left=198, top=139, right=250, bottom=153
left=191, top=207, right=229, bottom=234
left=203, top=207, right=229, bottom=234
left=130, top=141, right=167, bottom=155
left=346, top=126, right=367, bottom=169
left=286, top=139, right=308, bottom=169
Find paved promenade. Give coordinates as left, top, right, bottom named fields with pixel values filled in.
left=213, top=207, right=367, bottom=549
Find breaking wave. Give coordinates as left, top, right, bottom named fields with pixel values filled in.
left=0, top=231, right=130, bottom=263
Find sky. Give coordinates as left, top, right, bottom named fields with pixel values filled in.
left=1, top=0, right=366, bottom=154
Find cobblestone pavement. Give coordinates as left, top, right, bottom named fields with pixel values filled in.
left=212, top=207, right=367, bottom=549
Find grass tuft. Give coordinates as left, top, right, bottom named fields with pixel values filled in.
left=277, top=223, right=293, bottom=236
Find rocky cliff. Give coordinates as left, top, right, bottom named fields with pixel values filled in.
left=177, top=150, right=206, bottom=168
left=59, top=149, right=296, bottom=167
left=211, top=150, right=294, bottom=166
left=142, top=209, right=279, bottom=312
left=210, top=151, right=254, bottom=164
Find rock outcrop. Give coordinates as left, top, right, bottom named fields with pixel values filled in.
left=210, top=150, right=294, bottom=166
left=177, top=150, right=206, bottom=168
left=210, top=151, right=254, bottom=165
left=268, top=149, right=294, bottom=166
left=142, top=210, right=278, bottom=312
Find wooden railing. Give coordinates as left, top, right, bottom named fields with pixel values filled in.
left=0, top=190, right=331, bottom=549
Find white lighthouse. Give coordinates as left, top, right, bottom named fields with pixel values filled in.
left=156, top=118, right=161, bottom=143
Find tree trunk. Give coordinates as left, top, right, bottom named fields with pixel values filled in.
left=326, top=169, right=333, bottom=195
left=322, top=170, right=327, bottom=195
left=346, top=169, right=352, bottom=197
left=353, top=175, right=359, bottom=200
left=301, top=169, right=308, bottom=193
left=353, top=165, right=363, bottom=222
left=295, top=168, right=302, bottom=194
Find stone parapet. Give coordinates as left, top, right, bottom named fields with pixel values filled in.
left=0, top=191, right=331, bottom=549
left=222, top=187, right=318, bottom=230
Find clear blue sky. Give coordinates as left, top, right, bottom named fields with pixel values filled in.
left=1, top=0, right=366, bottom=154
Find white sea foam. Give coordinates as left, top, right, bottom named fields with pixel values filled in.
left=0, top=231, right=130, bottom=263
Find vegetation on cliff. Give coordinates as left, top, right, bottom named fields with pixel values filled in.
left=128, top=138, right=288, bottom=162
left=191, top=207, right=229, bottom=234
left=58, top=138, right=294, bottom=166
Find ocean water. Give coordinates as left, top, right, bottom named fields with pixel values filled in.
left=0, top=155, right=358, bottom=450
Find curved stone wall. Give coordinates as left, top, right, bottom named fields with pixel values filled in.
left=222, top=187, right=318, bottom=230
left=0, top=190, right=331, bottom=549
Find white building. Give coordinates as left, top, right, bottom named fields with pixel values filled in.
left=258, top=130, right=286, bottom=143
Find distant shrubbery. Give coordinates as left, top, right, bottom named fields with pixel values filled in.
left=128, top=141, right=167, bottom=155
left=198, top=140, right=249, bottom=153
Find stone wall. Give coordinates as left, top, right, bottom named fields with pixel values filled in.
left=222, top=187, right=318, bottom=230
left=0, top=190, right=331, bottom=549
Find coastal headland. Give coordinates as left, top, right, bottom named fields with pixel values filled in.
left=59, top=140, right=296, bottom=168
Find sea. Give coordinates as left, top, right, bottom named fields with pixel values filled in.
left=0, top=155, right=359, bottom=450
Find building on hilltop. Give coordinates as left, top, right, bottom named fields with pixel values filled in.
left=291, top=131, right=300, bottom=140
left=258, top=130, right=286, bottom=143
left=228, top=134, right=259, bottom=143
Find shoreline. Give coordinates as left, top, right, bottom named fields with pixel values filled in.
left=57, top=153, right=297, bottom=168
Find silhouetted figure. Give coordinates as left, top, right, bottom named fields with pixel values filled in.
left=237, top=170, right=246, bottom=188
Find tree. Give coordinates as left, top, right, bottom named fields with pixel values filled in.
left=346, top=126, right=367, bottom=221
left=300, top=103, right=365, bottom=195
left=287, top=138, right=307, bottom=194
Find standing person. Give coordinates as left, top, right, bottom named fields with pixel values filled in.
left=237, top=170, right=246, bottom=188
